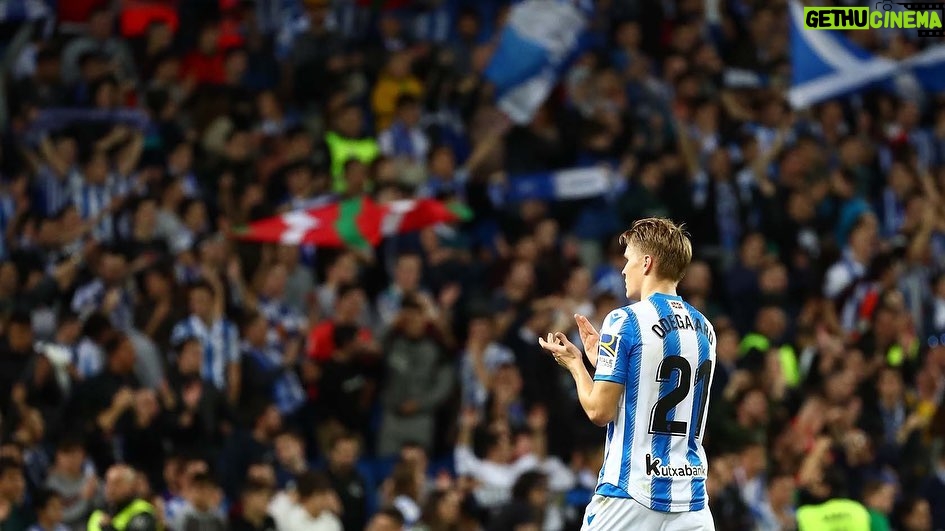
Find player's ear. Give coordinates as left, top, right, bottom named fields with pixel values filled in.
left=642, top=255, right=653, bottom=275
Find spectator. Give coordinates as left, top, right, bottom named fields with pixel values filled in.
left=415, top=488, right=462, bottom=531
left=133, top=264, right=183, bottom=354
left=173, top=472, right=225, bottom=531
left=180, top=22, right=226, bottom=88
left=365, top=507, right=406, bottom=531
left=382, top=462, right=423, bottom=527
left=376, top=253, right=427, bottom=331
left=894, top=497, right=933, bottom=531
left=161, top=457, right=210, bottom=527
left=458, top=314, right=515, bottom=413
left=60, top=7, right=136, bottom=85
left=164, top=337, right=230, bottom=457
left=255, top=263, right=307, bottom=350
left=0, top=312, right=40, bottom=417
left=0, top=458, right=31, bottom=531
left=218, top=402, right=280, bottom=501
left=379, top=94, right=430, bottom=165
left=307, top=283, right=374, bottom=365
left=372, top=51, right=423, bottom=132
left=863, top=479, right=897, bottom=531
left=71, top=246, right=134, bottom=333
left=377, top=295, right=454, bottom=457
left=272, top=430, right=312, bottom=489
left=324, top=104, right=380, bottom=192
left=324, top=433, right=368, bottom=531
left=268, top=471, right=342, bottom=531
left=28, top=488, right=69, bottom=531
left=87, top=464, right=157, bottom=531
left=752, top=472, right=797, bottom=531
left=272, top=245, right=315, bottom=315
left=706, top=451, right=753, bottom=531
left=454, top=408, right=539, bottom=513
left=824, top=213, right=878, bottom=301
left=240, top=312, right=306, bottom=420
left=170, top=281, right=241, bottom=403
left=44, top=438, right=99, bottom=530
left=316, top=324, right=376, bottom=441
left=489, top=471, right=560, bottom=531
left=66, top=333, right=140, bottom=472
left=228, top=480, right=276, bottom=531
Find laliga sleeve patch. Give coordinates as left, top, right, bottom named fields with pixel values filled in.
left=597, top=355, right=615, bottom=372
left=599, top=333, right=619, bottom=357
left=596, top=333, right=619, bottom=375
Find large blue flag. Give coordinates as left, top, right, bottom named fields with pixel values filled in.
left=788, top=0, right=945, bottom=108
left=904, top=45, right=945, bottom=93
left=484, top=0, right=588, bottom=124
left=788, top=0, right=898, bottom=108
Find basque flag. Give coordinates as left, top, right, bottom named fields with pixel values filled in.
left=233, top=197, right=470, bottom=249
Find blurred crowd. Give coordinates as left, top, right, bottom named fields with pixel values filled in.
left=0, top=0, right=944, bottom=530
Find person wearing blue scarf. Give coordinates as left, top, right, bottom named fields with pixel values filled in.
left=240, top=312, right=306, bottom=418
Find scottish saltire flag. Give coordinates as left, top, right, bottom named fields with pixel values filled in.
left=788, top=0, right=899, bottom=108
left=484, top=0, right=589, bottom=124
left=491, top=166, right=615, bottom=205
left=788, top=0, right=945, bottom=107
left=904, top=45, right=945, bottom=93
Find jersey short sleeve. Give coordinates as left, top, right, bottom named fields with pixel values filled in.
left=594, top=308, right=642, bottom=384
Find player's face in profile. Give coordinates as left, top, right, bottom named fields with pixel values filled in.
left=621, top=244, right=644, bottom=300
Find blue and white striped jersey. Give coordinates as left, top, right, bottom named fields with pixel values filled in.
left=34, top=165, right=78, bottom=217
left=170, top=315, right=240, bottom=390
left=72, top=172, right=133, bottom=243
left=593, top=293, right=717, bottom=513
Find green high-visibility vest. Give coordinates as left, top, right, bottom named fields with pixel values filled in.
left=739, top=333, right=800, bottom=388
left=796, top=499, right=871, bottom=531
left=324, top=131, right=380, bottom=191
left=88, top=499, right=158, bottom=531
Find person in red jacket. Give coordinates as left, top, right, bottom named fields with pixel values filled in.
left=307, top=284, right=375, bottom=363
left=181, top=22, right=226, bottom=86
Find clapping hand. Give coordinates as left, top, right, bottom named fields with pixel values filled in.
left=575, top=314, right=600, bottom=367
left=538, top=332, right=582, bottom=371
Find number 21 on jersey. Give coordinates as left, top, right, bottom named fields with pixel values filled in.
left=648, top=356, right=713, bottom=439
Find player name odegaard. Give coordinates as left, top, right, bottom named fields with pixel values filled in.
left=645, top=454, right=707, bottom=477
left=650, top=312, right=715, bottom=346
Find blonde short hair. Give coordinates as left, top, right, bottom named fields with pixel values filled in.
left=619, top=218, right=693, bottom=283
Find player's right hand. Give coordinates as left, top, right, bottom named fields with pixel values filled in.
left=538, top=332, right=582, bottom=370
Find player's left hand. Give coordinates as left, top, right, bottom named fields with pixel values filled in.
left=538, top=332, right=582, bottom=370
left=575, top=314, right=600, bottom=366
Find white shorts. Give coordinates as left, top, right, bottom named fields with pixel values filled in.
left=580, top=495, right=715, bottom=530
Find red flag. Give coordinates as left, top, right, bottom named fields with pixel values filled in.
left=233, top=197, right=384, bottom=249
left=233, top=197, right=470, bottom=248
left=381, top=198, right=471, bottom=236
